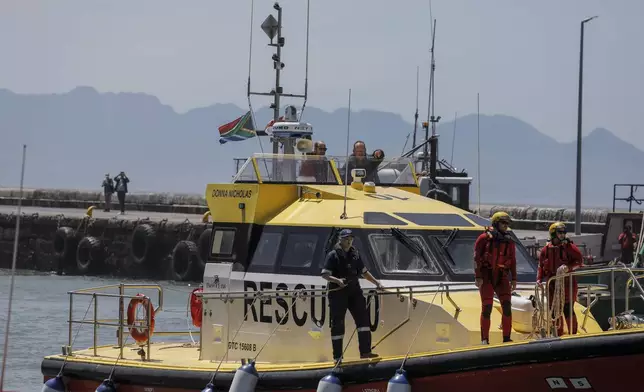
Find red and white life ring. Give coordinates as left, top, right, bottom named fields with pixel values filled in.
left=127, top=293, right=156, bottom=344
left=189, top=287, right=203, bottom=328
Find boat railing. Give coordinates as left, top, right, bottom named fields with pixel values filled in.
left=65, top=283, right=173, bottom=360
left=61, top=266, right=644, bottom=363
left=543, top=264, right=644, bottom=335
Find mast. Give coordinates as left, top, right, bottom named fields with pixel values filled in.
left=249, top=2, right=307, bottom=156
left=423, top=19, right=440, bottom=179
left=412, top=66, right=419, bottom=149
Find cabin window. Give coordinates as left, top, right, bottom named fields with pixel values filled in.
left=394, top=212, right=475, bottom=227
left=429, top=235, right=536, bottom=275
left=249, top=232, right=282, bottom=268
left=364, top=212, right=408, bottom=226
left=282, top=234, right=319, bottom=269
left=464, top=213, right=491, bottom=227
left=368, top=234, right=442, bottom=275
left=211, top=229, right=235, bottom=255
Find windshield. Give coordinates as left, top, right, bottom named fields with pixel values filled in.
left=332, top=156, right=417, bottom=186
left=428, top=234, right=536, bottom=276
left=368, top=233, right=443, bottom=275
left=233, top=153, right=339, bottom=184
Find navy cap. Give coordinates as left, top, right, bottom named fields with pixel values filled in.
left=338, top=229, right=354, bottom=239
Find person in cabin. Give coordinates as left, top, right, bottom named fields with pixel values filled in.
left=113, top=171, right=130, bottom=215
left=321, top=229, right=383, bottom=363
left=342, top=141, right=385, bottom=184
left=618, top=221, right=638, bottom=265
left=299, top=141, right=329, bottom=181
left=101, top=173, right=115, bottom=212
left=473, top=211, right=517, bottom=344
left=536, top=222, right=583, bottom=336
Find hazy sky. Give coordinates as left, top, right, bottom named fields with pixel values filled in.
left=1, top=0, right=643, bottom=148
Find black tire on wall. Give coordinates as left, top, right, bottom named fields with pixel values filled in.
left=53, top=226, right=78, bottom=263
left=170, top=240, right=199, bottom=281
left=196, top=228, right=212, bottom=271
left=130, top=224, right=157, bottom=265
left=76, top=236, right=103, bottom=274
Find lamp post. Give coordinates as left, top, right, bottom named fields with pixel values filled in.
left=574, top=15, right=598, bottom=235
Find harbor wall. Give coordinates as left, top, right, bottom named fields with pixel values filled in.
left=0, top=187, right=619, bottom=224
left=0, top=187, right=622, bottom=282
left=0, top=207, right=211, bottom=282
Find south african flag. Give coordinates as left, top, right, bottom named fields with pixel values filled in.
left=218, top=111, right=256, bottom=144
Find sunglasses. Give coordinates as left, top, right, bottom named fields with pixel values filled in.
left=499, top=220, right=510, bottom=225
left=556, top=230, right=567, bottom=234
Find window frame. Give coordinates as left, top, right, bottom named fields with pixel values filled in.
left=276, top=227, right=324, bottom=275
left=210, top=226, right=237, bottom=260
left=280, top=232, right=321, bottom=271
left=367, top=232, right=445, bottom=278
left=393, top=212, right=476, bottom=228
left=426, top=231, right=538, bottom=282
left=247, top=228, right=285, bottom=274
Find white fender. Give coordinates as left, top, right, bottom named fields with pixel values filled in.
left=229, top=361, right=259, bottom=392
left=317, top=373, right=343, bottom=392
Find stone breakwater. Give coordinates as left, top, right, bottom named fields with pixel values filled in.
left=0, top=188, right=619, bottom=224
left=0, top=188, right=209, bottom=215
left=0, top=207, right=211, bottom=282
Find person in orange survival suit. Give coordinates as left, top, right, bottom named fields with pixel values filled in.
left=474, top=211, right=516, bottom=344
left=537, top=222, right=583, bottom=336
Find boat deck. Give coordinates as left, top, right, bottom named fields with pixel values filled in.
left=46, top=328, right=641, bottom=373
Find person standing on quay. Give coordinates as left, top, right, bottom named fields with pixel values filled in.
left=101, top=173, right=114, bottom=212
left=114, top=171, right=130, bottom=215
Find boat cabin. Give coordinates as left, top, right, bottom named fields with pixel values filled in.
left=206, top=152, right=537, bottom=285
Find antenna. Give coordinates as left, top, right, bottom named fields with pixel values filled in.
left=340, top=88, right=352, bottom=220
left=299, top=0, right=311, bottom=121
left=0, top=144, right=26, bottom=390
left=477, top=93, right=481, bottom=213
left=423, top=18, right=438, bottom=175
left=412, top=66, right=419, bottom=149
left=450, top=111, right=457, bottom=166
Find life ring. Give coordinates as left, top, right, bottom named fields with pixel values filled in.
left=189, top=287, right=203, bottom=328
left=130, top=224, right=157, bottom=265
left=127, top=293, right=156, bottom=344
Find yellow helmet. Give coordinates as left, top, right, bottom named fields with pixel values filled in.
left=549, top=221, right=567, bottom=239
left=491, top=211, right=512, bottom=225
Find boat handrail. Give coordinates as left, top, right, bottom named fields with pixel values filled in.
left=60, top=265, right=644, bottom=363
left=624, top=273, right=644, bottom=311
left=544, top=264, right=644, bottom=333
left=65, top=283, right=175, bottom=361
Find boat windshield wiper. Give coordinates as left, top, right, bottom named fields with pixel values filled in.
left=431, top=228, right=459, bottom=266
left=389, top=228, right=433, bottom=270
left=442, top=228, right=460, bottom=249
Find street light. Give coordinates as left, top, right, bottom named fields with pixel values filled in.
left=574, top=15, right=598, bottom=235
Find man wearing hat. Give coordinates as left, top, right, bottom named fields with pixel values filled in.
left=321, top=228, right=384, bottom=363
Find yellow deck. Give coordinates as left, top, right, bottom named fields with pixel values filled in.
left=45, top=328, right=643, bottom=373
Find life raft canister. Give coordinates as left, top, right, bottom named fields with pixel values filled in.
left=190, top=287, right=204, bottom=328
left=126, top=293, right=156, bottom=344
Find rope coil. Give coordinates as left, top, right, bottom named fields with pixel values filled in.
left=530, top=267, right=567, bottom=338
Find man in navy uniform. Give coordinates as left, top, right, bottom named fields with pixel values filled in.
left=321, top=229, right=383, bottom=363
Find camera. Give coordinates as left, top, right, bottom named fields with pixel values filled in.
left=351, top=168, right=366, bottom=182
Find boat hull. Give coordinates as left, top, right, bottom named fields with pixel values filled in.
left=42, top=331, right=644, bottom=391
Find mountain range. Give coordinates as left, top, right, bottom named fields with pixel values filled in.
left=0, top=86, right=641, bottom=208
